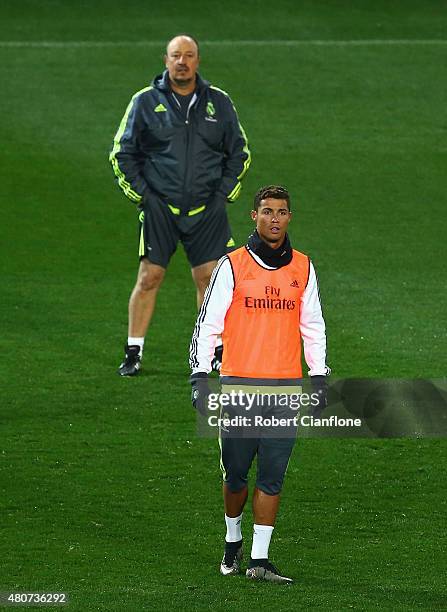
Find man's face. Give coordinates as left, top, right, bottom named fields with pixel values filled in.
left=165, top=36, right=199, bottom=88
left=251, top=198, right=291, bottom=247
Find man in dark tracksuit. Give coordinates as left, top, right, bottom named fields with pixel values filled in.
left=110, top=34, right=251, bottom=376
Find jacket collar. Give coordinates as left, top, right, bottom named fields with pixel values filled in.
left=152, top=70, right=209, bottom=94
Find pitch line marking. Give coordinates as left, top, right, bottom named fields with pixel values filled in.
left=0, top=39, right=446, bottom=48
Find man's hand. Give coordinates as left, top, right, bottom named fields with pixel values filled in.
left=310, top=375, right=329, bottom=418
left=190, top=372, right=212, bottom=416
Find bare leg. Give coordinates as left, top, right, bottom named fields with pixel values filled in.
left=252, top=488, right=280, bottom=525
left=191, top=260, right=218, bottom=309
left=223, top=483, right=248, bottom=518
left=128, top=258, right=165, bottom=337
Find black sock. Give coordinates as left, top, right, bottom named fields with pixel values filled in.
left=249, top=557, right=269, bottom=568
left=225, top=538, right=243, bottom=551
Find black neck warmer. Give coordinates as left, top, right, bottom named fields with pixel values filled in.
left=247, top=230, right=293, bottom=268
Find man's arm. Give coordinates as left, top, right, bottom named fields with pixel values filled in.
left=211, top=86, right=251, bottom=203
left=189, top=256, right=234, bottom=373
left=299, top=261, right=330, bottom=376
left=109, top=88, right=152, bottom=205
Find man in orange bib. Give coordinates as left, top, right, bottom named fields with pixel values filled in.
left=189, top=185, right=330, bottom=584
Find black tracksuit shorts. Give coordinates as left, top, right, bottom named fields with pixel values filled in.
left=137, top=193, right=234, bottom=268
left=218, top=382, right=300, bottom=496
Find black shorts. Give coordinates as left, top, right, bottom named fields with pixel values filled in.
left=218, top=382, right=300, bottom=496
left=220, top=435, right=296, bottom=496
left=137, top=193, right=235, bottom=268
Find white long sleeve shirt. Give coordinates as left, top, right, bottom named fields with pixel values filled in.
left=190, top=249, right=330, bottom=376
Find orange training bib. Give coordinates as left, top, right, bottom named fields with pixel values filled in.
left=221, top=247, right=310, bottom=378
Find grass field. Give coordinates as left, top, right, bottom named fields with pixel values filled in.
left=1, top=1, right=446, bottom=610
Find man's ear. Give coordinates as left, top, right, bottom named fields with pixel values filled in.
left=250, top=210, right=257, bottom=221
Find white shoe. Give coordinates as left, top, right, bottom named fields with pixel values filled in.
left=246, top=559, right=293, bottom=584
left=220, top=540, right=243, bottom=575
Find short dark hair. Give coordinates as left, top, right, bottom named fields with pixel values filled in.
left=166, top=34, right=200, bottom=56
left=253, top=185, right=291, bottom=210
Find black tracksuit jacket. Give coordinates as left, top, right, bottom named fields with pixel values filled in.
left=110, top=71, right=251, bottom=214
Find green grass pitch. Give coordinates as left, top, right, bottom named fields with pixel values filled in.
left=1, top=1, right=446, bottom=609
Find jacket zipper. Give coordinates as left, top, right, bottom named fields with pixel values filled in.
left=183, top=93, right=200, bottom=212
left=171, top=91, right=200, bottom=213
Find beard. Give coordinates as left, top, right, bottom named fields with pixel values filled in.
left=172, top=73, right=194, bottom=88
